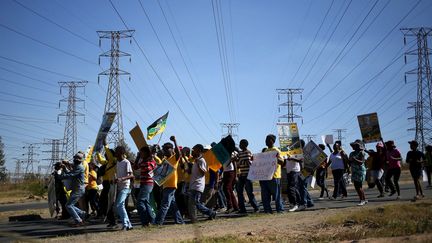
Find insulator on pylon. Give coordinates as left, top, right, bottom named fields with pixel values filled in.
left=278, top=94, right=280, bottom=101
left=404, top=37, right=406, bottom=45
left=98, top=58, right=101, bottom=65
left=301, top=107, right=303, bottom=112
left=129, top=76, right=131, bottom=81
left=129, top=57, right=131, bottom=63
left=300, top=95, right=303, bottom=100
left=98, top=76, right=100, bottom=84
left=404, top=55, right=407, bottom=64
left=404, top=75, right=407, bottom=84
left=99, top=39, right=101, bottom=47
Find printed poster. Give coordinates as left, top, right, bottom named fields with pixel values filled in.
left=357, top=112, right=382, bottom=143
left=93, top=112, right=116, bottom=154
left=321, top=135, right=334, bottom=145
left=277, top=122, right=303, bottom=159
left=303, top=140, right=327, bottom=174
left=153, top=159, right=175, bottom=186
left=247, top=151, right=278, bottom=181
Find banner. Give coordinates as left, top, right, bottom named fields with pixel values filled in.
left=277, top=122, right=303, bottom=159
left=129, top=123, right=148, bottom=150
left=247, top=151, right=278, bottom=181
left=303, top=140, right=327, bottom=174
left=357, top=112, right=382, bottom=143
left=153, top=159, right=175, bottom=186
left=147, top=111, right=169, bottom=140
left=93, top=112, right=116, bottom=154
left=321, top=135, right=334, bottom=145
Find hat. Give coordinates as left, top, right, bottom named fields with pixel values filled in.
left=408, top=140, right=419, bottom=146
left=350, top=139, right=364, bottom=150
left=73, top=152, right=84, bottom=162
left=385, top=140, right=395, bottom=148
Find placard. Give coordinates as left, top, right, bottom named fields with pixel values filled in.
left=321, top=135, right=334, bottom=145
left=277, top=123, right=303, bottom=159
left=93, top=112, right=116, bottom=154
left=303, top=140, right=327, bottom=174
left=357, top=112, right=382, bottom=143
left=129, top=123, right=148, bottom=150
left=153, top=159, right=175, bottom=186
left=247, top=151, right=278, bottom=181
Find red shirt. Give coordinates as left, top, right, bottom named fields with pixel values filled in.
left=140, top=159, right=157, bottom=185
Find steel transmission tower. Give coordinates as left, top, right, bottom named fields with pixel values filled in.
left=277, top=88, right=303, bottom=123
left=333, top=128, right=347, bottom=144
left=402, top=27, right=432, bottom=152
left=58, top=81, right=88, bottom=161
left=43, top=138, right=63, bottom=174
left=221, top=123, right=239, bottom=142
left=97, top=30, right=135, bottom=146
left=22, top=143, right=39, bottom=175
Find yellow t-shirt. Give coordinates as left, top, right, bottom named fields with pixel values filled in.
left=183, top=156, right=193, bottom=183
left=87, top=170, right=98, bottom=190
left=265, top=147, right=283, bottom=179
left=163, top=155, right=179, bottom=189
left=98, top=146, right=116, bottom=181
left=83, top=160, right=89, bottom=184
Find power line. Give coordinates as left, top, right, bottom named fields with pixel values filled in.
left=137, top=0, right=217, bottom=137
left=108, top=0, right=208, bottom=142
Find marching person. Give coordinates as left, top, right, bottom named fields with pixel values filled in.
left=349, top=140, right=367, bottom=206
left=328, top=141, right=349, bottom=200
left=406, top=140, right=425, bottom=200
left=154, top=136, right=184, bottom=226
left=56, top=153, right=87, bottom=227
left=114, top=146, right=134, bottom=231
left=385, top=140, right=402, bottom=199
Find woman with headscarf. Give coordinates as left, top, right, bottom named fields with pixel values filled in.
left=384, top=140, right=402, bottom=199
left=365, top=142, right=386, bottom=197
left=349, top=140, right=367, bottom=206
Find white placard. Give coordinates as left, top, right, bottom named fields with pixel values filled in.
left=321, top=135, right=334, bottom=145
left=247, top=151, right=278, bottom=181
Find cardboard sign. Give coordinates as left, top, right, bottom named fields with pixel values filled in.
left=129, top=123, right=148, bottom=150
left=153, top=159, right=175, bottom=186
left=321, top=135, right=334, bottom=145
left=277, top=123, right=303, bottom=159
left=93, top=112, right=116, bottom=154
left=247, top=151, right=278, bottom=181
left=357, top=112, right=382, bottom=143
left=303, top=140, right=327, bottom=174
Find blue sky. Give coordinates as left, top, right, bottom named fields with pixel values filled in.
left=0, top=0, right=431, bottom=173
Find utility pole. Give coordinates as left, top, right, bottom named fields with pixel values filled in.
left=221, top=123, right=239, bottom=143
left=97, top=30, right=135, bottom=147
left=22, top=143, right=39, bottom=175
left=401, top=27, right=432, bottom=152
left=42, top=138, right=63, bottom=174
left=276, top=88, right=303, bottom=123
left=302, top=134, right=316, bottom=143
left=333, top=129, right=347, bottom=144
left=13, top=158, right=23, bottom=182
left=58, top=81, right=87, bottom=161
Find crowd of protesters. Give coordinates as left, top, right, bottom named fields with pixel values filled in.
left=51, top=134, right=430, bottom=229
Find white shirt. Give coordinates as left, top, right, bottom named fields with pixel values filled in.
left=116, top=158, right=133, bottom=190
left=286, top=159, right=301, bottom=173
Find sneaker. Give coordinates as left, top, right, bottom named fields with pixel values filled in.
left=396, top=196, right=401, bottom=200
left=253, top=207, right=260, bottom=213
left=329, top=196, right=336, bottom=200
left=225, top=208, right=235, bottom=214
left=357, top=200, right=366, bottom=206
left=131, top=209, right=138, bottom=213
left=208, top=211, right=216, bottom=220
left=217, top=207, right=227, bottom=213
left=70, top=221, right=85, bottom=227
left=288, top=205, right=299, bottom=212
left=298, top=205, right=306, bottom=211
left=389, top=191, right=396, bottom=197
left=377, top=193, right=385, bottom=198
left=317, top=197, right=325, bottom=200
left=122, top=226, right=133, bottom=231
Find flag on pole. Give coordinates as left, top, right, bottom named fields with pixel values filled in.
left=204, top=135, right=236, bottom=171
left=147, top=111, right=169, bottom=140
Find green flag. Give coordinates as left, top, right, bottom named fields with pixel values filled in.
left=147, top=111, right=169, bottom=140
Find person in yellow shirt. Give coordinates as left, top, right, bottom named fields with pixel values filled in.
left=96, top=143, right=117, bottom=226
left=78, top=151, right=89, bottom=213
left=175, top=146, right=191, bottom=217
left=154, top=136, right=184, bottom=225
left=86, top=162, right=99, bottom=216
left=260, top=134, right=285, bottom=213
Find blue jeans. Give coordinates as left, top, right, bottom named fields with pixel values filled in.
left=298, top=176, right=314, bottom=207
left=116, top=188, right=132, bottom=228
left=236, top=176, right=259, bottom=212
left=66, top=187, right=86, bottom=223
left=155, top=188, right=184, bottom=225
left=188, top=190, right=213, bottom=220
left=259, top=178, right=284, bottom=213
left=137, top=184, right=155, bottom=225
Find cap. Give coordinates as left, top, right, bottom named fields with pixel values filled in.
left=408, top=140, right=419, bottom=146
left=350, top=139, right=364, bottom=150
